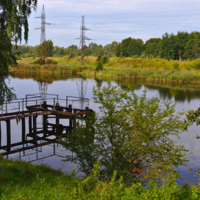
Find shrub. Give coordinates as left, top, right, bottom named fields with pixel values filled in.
left=173, top=62, right=179, bottom=69
left=32, top=58, right=45, bottom=65
left=96, top=56, right=102, bottom=62
left=96, top=62, right=103, bottom=71
left=69, top=52, right=76, bottom=59
left=102, top=56, right=109, bottom=64
left=46, top=59, right=58, bottom=65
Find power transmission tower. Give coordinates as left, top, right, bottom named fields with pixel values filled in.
left=75, top=15, right=92, bottom=65
left=35, top=4, right=53, bottom=65
left=76, top=79, right=88, bottom=109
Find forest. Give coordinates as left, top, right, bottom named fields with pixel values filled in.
left=15, top=31, right=200, bottom=61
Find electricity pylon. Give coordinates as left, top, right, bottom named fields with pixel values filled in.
left=75, top=15, right=92, bottom=65
left=35, top=4, right=53, bottom=65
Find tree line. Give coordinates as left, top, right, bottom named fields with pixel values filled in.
left=15, top=31, right=200, bottom=60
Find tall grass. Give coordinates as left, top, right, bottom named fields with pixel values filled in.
left=13, top=56, right=200, bottom=83
left=1, top=158, right=200, bottom=199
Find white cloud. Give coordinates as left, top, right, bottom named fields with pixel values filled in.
left=25, top=0, right=200, bottom=46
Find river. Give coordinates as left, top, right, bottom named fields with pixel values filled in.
left=1, top=73, right=200, bottom=185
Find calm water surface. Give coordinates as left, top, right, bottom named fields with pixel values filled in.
left=1, top=74, right=200, bottom=184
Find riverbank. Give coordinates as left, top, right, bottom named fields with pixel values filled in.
left=12, top=56, right=200, bottom=84
left=0, top=158, right=200, bottom=199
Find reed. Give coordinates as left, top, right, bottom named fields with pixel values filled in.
left=12, top=56, right=200, bottom=83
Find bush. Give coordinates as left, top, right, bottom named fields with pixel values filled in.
left=46, top=59, right=58, bottom=65
left=102, top=56, right=109, bottom=64
left=96, top=56, right=102, bottom=62
left=61, top=86, right=188, bottom=184
left=32, top=58, right=45, bottom=65
left=69, top=52, right=76, bottom=59
left=173, top=62, right=179, bottom=69
left=96, top=62, right=103, bottom=71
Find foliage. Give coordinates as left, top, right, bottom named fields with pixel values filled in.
left=0, top=1, right=37, bottom=103
left=32, top=58, right=45, bottom=65
left=95, top=62, right=103, bottom=71
left=69, top=51, right=76, bottom=59
left=46, top=40, right=54, bottom=57
left=46, top=59, right=58, bottom=65
left=61, top=85, right=188, bottom=184
left=2, top=158, right=200, bottom=199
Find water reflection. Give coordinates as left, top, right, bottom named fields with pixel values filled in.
left=7, top=73, right=200, bottom=184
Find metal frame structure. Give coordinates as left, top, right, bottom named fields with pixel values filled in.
left=75, top=16, right=92, bottom=65
left=35, top=4, right=52, bottom=65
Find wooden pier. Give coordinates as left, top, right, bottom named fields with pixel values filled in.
left=0, top=94, right=93, bottom=159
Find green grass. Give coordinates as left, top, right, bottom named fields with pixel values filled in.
left=12, top=56, right=200, bottom=83
left=1, top=158, right=200, bottom=199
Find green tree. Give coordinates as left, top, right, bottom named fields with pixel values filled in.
left=0, top=0, right=37, bottom=103
left=183, top=39, right=200, bottom=59
left=32, top=45, right=40, bottom=56
left=144, top=38, right=161, bottom=58
left=109, top=41, right=118, bottom=55
left=116, top=37, right=132, bottom=57
left=160, top=33, right=176, bottom=60
left=175, top=31, right=189, bottom=60
left=61, top=86, right=188, bottom=184
left=127, top=39, right=144, bottom=57
left=46, top=40, right=54, bottom=57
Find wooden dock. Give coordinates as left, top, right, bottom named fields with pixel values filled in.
left=0, top=93, right=93, bottom=158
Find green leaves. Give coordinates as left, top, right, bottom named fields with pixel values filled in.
left=62, top=85, right=188, bottom=184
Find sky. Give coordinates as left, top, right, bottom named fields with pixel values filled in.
left=23, top=0, right=200, bottom=47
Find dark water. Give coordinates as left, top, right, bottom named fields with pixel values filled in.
left=1, top=74, right=200, bottom=184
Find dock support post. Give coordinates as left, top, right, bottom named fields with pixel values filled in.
left=43, top=115, right=47, bottom=137
left=0, top=122, right=1, bottom=148
left=22, top=118, right=25, bottom=143
left=56, top=114, right=59, bottom=134
left=6, top=120, right=11, bottom=152
left=73, top=116, right=76, bottom=130
left=29, top=116, right=32, bottom=134
left=33, top=116, right=37, bottom=141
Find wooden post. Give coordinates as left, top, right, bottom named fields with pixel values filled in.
left=33, top=116, right=37, bottom=133
left=53, top=98, right=55, bottom=110
left=43, top=115, right=47, bottom=137
left=22, top=118, right=25, bottom=143
left=6, top=120, right=11, bottom=152
left=73, top=116, right=76, bottom=130
left=66, top=96, right=68, bottom=108
left=29, top=116, right=32, bottom=134
left=56, top=114, right=59, bottom=134
left=0, top=121, right=1, bottom=148
left=69, top=116, right=72, bottom=128
left=69, top=104, right=72, bottom=128
left=6, top=101, right=7, bottom=113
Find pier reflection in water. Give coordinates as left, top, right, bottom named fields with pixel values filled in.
left=0, top=92, right=92, bottom=170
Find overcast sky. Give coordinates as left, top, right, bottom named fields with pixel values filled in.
left=23, top=0, right=200, bottom=47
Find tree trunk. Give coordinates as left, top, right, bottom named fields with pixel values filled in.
left=179, top=49, right=182, bottom=61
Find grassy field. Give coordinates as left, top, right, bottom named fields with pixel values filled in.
left=12, top=56, right=200, bottom=84
left=1, top=158, right=200, bottom=199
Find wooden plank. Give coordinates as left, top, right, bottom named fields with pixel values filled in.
left=0, top=109, right=44, bottom=117
left=0, top=111, right=52, bottom=121
left=54, top=110, right=72, bottom=116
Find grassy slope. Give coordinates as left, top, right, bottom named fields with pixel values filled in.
left=1, top=158, right=200, bottom=199
left=12, top=56, right=200, bottom=83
